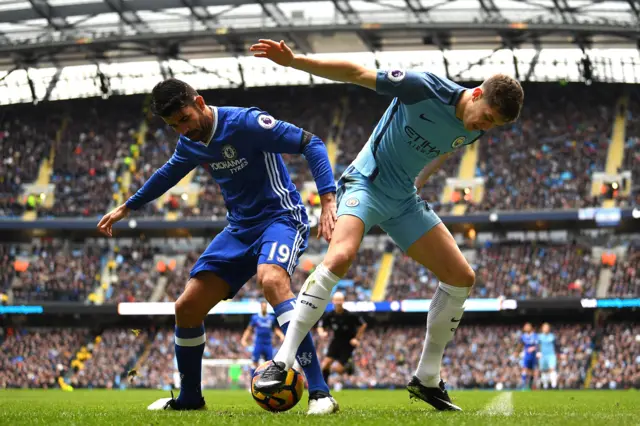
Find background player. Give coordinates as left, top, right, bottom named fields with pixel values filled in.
left=538, top=322, right=558, bottom=390
left=316, top=291, right=367, bottom=386
left=250, top=39, right=524, bottom=411
left=96, top=78, right=338, bottom=414
left=241, top=300, right=285, bottom=378
left=515, top=322, right=539, bottom=390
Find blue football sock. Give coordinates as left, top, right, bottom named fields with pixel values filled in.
left=521, top=372, right=528, bottom=389
left=274, top=298, right=330, bottom=394
left=175, top=324, right=205, bottom=404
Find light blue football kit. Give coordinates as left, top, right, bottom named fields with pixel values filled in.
left=538, top=332, right=557, bottom=370
left=337, top=70, right=484, bottom=250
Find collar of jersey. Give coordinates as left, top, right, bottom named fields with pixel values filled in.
left=202, top=105, right=218, bottom=146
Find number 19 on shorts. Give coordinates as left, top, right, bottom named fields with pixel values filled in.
left=268, top=242, right=291, bottom=263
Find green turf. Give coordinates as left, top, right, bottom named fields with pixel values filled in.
left=0, top=389, right=638, bottom=426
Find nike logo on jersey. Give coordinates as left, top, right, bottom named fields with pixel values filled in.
left=451, top=317, right=461, bottom=322
left=419, top=113, right=435, bottom=123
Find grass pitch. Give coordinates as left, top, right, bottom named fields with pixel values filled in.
left=0, top=389, right=638, bottom=426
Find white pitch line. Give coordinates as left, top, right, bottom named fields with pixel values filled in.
left=482, top=392, right=513, bottom=416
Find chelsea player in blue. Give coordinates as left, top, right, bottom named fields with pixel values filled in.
left=97, top=78, right=339, bottom=414
left=538, top=322, right=558, bottom=389
left=240, top=301, right=285, bottom=377
left=250, top=39, right=524, bottom=411
left=515, top=322, right=539, bottom=390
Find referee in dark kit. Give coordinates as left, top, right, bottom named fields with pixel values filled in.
left=317, top=291, right=368, bottom=384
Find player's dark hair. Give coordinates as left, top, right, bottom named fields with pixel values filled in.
left=150, top=78, right=199, bottom=117
left=481, top=74, right=524, bottom=122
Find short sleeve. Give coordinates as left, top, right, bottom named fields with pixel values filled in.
left=376, top=70, right=465, bottom=106
left=249, top=315, right=258, bottom=327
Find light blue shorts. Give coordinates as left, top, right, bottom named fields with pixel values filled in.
left=336, top=166, right=442, bottom=252
left=540, top=354, right=557, bottom=371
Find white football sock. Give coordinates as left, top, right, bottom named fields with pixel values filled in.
left=415, top=282, right=470, bottom=388
left=550, top=370, right=558, bottom=388
left=541, top=372, right=549, bottom=389
left=274, top=263, right=339, bottom=369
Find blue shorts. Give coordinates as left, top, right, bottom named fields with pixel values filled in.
left=540, top=354, right=557, bottom=371
left=336, top=166, right=442, bottom=251
left=190, top=215, right=309, bottom=299
left=522, top=356, right=538, bottom=370
left=252, top=342, right=274, bottom=363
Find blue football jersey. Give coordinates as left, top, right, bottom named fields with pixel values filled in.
left=250, top=313, right=276, bottom=345
left=352, top=70, right=483, bottom=199
left=126, top=106, right=335, bottom=225
left=520, top=332, right=539, bottom=357
left=538, top=333, right=556, bottom=356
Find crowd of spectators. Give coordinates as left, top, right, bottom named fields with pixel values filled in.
left=68, top=329, right=149, bottom=389
left=317, top=323, right=595, bottom=390
left=589, top=323, right=640, bottom=390
left=39, top=97, right=140, bottom=218
left=3, top=321, right=637, bottom=390
left=3, top=83, right=637, bottom=217
left=0, top=328, right=90, bottom=389
left=10, top=242, right=103, bottom=302
left=385, top=241, right=600, bottom=301
left=608, top=242, right=640, bottom=298
left=0, top=104, right=59, bottom=217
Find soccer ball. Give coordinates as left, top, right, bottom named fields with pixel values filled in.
left=251, top=362, right=305, bottom=412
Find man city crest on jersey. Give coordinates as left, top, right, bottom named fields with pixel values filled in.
left=258, top=114, right=277, bottom=129
left=222, top=144, right=237, bottom=160
left=451, top=136, right=467, bottom=149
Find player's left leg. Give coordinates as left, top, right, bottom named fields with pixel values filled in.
left=255, top=218, right=338, bottom=415
left=548, top=355, right=558, bottom=389
left=381, top=198, right=471, bottom=411
left=321, top=357, right=335, bottom=384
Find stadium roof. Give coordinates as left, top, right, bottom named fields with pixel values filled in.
left=0, top=0, right=639, bottom=70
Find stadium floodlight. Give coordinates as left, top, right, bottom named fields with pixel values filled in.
left=632, top=208, right=640, bottom=219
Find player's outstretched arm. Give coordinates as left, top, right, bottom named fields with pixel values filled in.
left=275, top=328, right=285, bottom=343
left=250, top=39, right=376, bottom=90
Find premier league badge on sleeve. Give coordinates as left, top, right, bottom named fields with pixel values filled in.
left=258, top=114, right=277, bottom=129
left=387, top=70, right=406, bottom=83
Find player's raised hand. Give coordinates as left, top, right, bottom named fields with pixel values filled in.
left=317, top=193, right=338, bottom=243
left=349, top=338, right=360, bottom=347
left=97, top=203, right=130, bottom=237
left=249, top=39, right=295, bottom=67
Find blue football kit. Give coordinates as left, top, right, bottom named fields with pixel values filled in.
left=250, top=313, right=277, bottom=363
left=126, top=106, right=336, bottom=297
left=337, top=69, right=483, bottom=250
left=520, top=332, right=539, bottom=370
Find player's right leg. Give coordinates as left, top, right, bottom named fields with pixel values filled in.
left=255, top=167, right=384, bottom=394
left=149, top=228, right=255, bottom=411
left=147, top=271, right=230, bottom=411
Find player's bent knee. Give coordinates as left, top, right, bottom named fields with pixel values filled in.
left=441, top=264, right=475, bottom=288
left=324, top=245, right=358, bottom=276
left=174, top=295, right=203, bottom=326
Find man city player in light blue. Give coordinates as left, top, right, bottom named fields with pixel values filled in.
left=97, top=78, right=339, bottom=414
left=251, top=39, right=524, bottom=411
left=538, top=322, right=558, bottom=389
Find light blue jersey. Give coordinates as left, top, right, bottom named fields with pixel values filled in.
left=538, top=333, right=556, bottom=356
left=539, top=332, right=557, bottom=370
left=352, top=70, right=483, bottom=199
